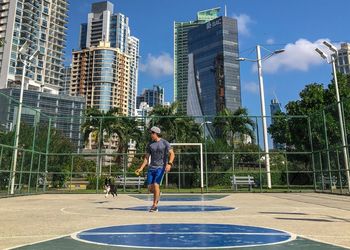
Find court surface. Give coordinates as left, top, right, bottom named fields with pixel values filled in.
left=1, top=192, right=349, bottom=249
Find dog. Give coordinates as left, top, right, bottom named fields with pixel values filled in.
left=104, top=178, right=117, bottom=198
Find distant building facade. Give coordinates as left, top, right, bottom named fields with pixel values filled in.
left=77, top=1, right=139, bottom=115
left=0, top=0, right=68, bottom=93
left=187, top=16, right=241, bottom=117
left=0, top=88, right=85, bottom=150
left=136, top=85, right=164, bottom=108
left=70, top=41, right=130, bottom=115
left=336, top=43, right=350, bottom=75
left=174, top=8, right=220, bottom=113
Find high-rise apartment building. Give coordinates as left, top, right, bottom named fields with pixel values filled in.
left=128, top=36, right=140, bottom=115
left=60, top=65, right=71, bottom=95
left=336, top=43, right=350, bottom=75
left=187, top=16, right=241, bottom=117
left=136, top=85, right=164, bottom=108
left=0, top=0, right=68, bottom=93
left=77, top=1, right=139, bottom=115
left=174, top=8, right=220, bottom=113
left=70, top=41, right=130, bottom=115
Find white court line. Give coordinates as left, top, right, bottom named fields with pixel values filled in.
left=298, top=234, right=350, bottom=250
left=71, top=224, right=297, bottom=250
left=78, top=232, right=290, bottom=236
left=5, top=234, right=69, bottom=250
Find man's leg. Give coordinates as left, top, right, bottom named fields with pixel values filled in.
left=153, top=183, right=160, bottom=207
left=148, top=184, right=154, bottom=194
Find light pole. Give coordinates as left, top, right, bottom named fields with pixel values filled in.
left=315, top=42, right=350, bottom=192
left=200, top=121, right=212, bottom=192
left=10, top=41, right=39, bottom=195
left=237, top=45, right=285, bottom=189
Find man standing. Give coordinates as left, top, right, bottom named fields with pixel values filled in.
left=135, top=126, right=175, bottom=212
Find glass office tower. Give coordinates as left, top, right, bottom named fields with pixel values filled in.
left=187, top=16, right=241, bottom=117
left=174, top=8, right=220, bottom=114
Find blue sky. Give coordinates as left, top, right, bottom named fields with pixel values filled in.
left=66, top=0, right=350, bottom=116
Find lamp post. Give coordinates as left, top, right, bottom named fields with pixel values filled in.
left=200, top=121, right=212, bottom=192
left=237, top=45, right=285, bottom=189
left=10, top=41, right=39, bottom=195
left=315, top=42, right=350, bottom=192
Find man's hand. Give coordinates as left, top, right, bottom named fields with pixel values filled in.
left=165, top=164, right=172, bottom=173
left=135, top=168, right=142, bottom=176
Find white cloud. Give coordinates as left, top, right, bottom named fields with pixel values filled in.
left=257, top=38, right=340, bottom=74
left=232, top=14, right=253, bottom=36
left=266, top=38, right=275, bottom=45
left=140, top=53, right=173, bottom=77
left=243, top=81, right=259, bottom=94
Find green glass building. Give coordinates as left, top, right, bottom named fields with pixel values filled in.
left=174, top=8, right=220, bottom=114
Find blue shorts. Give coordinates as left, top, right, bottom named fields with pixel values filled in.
left=147, top=167, right=165, bottom=185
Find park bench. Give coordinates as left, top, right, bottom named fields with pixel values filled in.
left=116, top=176, right=145, bottom=191
left=320, top=175, right=337, bottom=190
left=231, top=175, right=255, bottom=191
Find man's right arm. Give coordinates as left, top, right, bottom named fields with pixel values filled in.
left=136, top=153, right=149, bottom=174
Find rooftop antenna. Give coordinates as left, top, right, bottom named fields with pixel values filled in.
left=224, top=5, right=227, bottom=17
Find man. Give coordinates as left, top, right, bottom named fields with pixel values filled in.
left=135, top=126, right=175, bottom=212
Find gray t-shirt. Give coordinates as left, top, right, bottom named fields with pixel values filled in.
left=146, top=138, right=171, bottom=168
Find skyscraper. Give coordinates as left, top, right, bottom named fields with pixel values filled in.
left=136, top=85, right=164, bottom=108
left=187, top=16, right=241, bottom=117
left=70, top=41, right=130, bottom=115
left=0, top=0, right=68, bottom=93
left=60, top=65, right=71, bottom=95
left=174, top=8, right=220, bottom=113
left=128, top=36, right=140, bottom=115
left=270, top=98, right=285, bottom=150
left=77, top=1, right=139, bottom=115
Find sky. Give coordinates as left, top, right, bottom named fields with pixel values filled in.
left=66, top=0, right=350, bottom=116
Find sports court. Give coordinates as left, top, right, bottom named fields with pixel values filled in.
left=1, top=192, right=350, bottom=250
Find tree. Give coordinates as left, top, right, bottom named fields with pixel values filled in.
left=268, top=73, right=350, bottom=169
left=81, top=107, right=120, bottom=149
left=148, top=102, right=201, bottom=143
left=213, top=107, right=255, bottom=147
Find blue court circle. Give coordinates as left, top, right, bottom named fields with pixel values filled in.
left=75, top=224, right=293, bottom=249
left=125, top=205, right=234, bottom=212
left=130, top=194, right=227, bottom=201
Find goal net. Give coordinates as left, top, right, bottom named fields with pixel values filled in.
left=167, top=143, right=204, bottom=192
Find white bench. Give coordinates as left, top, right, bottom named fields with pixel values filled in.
left=320, top=175, right=337, bottom=190
left=116, top=176, right=145, bottom=191
left=231, top=175, right=255, bottom=191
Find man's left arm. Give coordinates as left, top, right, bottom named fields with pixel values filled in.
left=165, top=149, right=175, bottom=172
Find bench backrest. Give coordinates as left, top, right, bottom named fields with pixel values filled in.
left=231, top=175, right=255, bottom=184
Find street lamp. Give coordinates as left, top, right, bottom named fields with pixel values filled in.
left=10, top=41, right=39, bottom=195
left=200, top=121, right=212, bottom=192
left=315, top=42, right=350, bottom=192
left=237, top=45, right=285, bottom=189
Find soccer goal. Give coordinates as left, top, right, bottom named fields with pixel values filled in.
left=170, top=143, right=204, bottom=193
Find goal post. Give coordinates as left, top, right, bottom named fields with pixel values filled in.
left=170, top=143, right=204, bottom=193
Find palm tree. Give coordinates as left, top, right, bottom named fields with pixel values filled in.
left=148, top=102, right=179, bottom=142
left=148, top=102, right=201, bottom=143
left=213, top=107, right=255, bottom=148
left=111, top=117, right=142, bottom=153
left=81, top=107, right=119, bottom=149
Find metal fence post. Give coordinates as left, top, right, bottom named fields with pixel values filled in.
left=44, top=118, right=52, bottom=192
left=307, top=117, right=317, bottom=191
left=322, top=111, right=333, bottom=192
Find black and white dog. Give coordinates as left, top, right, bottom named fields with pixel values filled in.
left=104, top=178, right=117, bottom=198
